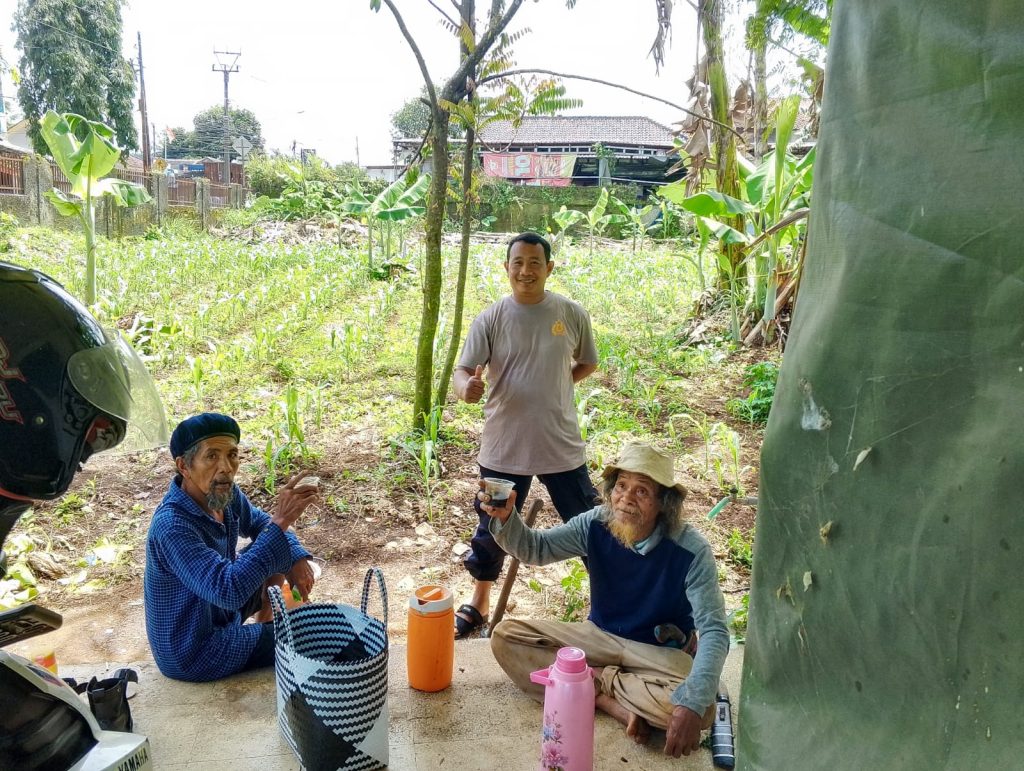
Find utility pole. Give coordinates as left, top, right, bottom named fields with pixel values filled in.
left=136, top=32, right=151, bottom=172
left=355, top=136, right=361, bottom=168
left=212, top=50, right=240, bottom=185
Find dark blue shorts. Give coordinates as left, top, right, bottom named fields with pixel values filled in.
left=463, top=463, right=599, bottom=582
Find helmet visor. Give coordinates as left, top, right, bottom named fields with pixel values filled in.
left=67, top=330, right=169, bottom=452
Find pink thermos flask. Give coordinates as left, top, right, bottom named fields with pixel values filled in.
left=529, top=647, right=595, bottom=771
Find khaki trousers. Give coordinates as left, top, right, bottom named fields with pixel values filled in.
left=490, top=618, right=712, bottom=730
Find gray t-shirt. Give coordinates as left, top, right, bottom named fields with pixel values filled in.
left=458, top=292, right=598, bottom=475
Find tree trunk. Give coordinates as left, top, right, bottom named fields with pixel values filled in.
left=83, top=188, right=96, bottom=306
left=753, top=40, right=768, bottom=160
left=435, top=124, right=476, bottom=411
left=412, top=110, right=451, bottom=431
left=700, top=0, right=745, bottom=291
left=434, top=0, right=475, bottom=413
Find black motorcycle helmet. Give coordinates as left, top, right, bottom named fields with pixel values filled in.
left=0, top=261, right=167, bottom=500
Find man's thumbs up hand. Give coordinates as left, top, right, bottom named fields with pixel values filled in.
left=464, top=364, right=486, bottom=403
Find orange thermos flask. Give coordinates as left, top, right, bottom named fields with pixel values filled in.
left=407, top=585, right=455, bottom=692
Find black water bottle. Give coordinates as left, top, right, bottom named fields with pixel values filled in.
left=711, top=687, right=735, bottom=769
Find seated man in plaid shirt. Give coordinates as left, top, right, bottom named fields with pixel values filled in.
left=144, top=413, right=318, bottom=682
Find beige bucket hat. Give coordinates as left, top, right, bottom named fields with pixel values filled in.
left=601, top=442, right=688, bottom=497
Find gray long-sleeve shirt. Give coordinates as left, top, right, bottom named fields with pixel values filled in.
left=491, top=506, right=729, bottom=715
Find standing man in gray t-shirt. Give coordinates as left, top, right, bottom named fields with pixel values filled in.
left=453, top=231, right=600, bottom=638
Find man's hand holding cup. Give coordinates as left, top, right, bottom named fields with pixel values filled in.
left=479, top=477, right=516, bottom=523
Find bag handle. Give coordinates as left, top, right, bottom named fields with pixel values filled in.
left=268, top=584, right=293, bottom=647
left=360, top=567, right=388, bottom=625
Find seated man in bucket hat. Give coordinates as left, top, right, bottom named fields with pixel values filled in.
left=144, top=412, right=319, bottom=682
left=488, top=442, right=729, bottom=758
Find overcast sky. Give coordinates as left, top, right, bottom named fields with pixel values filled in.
left=0, top=0, right=768, bottom=166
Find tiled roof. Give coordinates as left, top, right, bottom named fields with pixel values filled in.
left=479, top=116, right=674, bottom=148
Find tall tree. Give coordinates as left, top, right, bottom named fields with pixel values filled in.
left=14, top=0, right=137, bottom=154
left=165, top=105, right=264, bottom=159
left=390, top=88, right=432, bottom=139
left=372, top=0, right=539, bottom=432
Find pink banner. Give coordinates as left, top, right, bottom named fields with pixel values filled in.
left=482, top=153, right=575, bottom=186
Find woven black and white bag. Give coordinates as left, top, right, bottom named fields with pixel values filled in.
left=270, top=567, right=389, bottom=771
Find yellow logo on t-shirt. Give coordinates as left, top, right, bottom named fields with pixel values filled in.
left=551, top=320, right=566, bottom=336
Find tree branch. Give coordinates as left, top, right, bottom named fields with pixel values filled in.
left=443, top=0, right=524, bottom=103
left=426, top=0, right=459, bottom=30
left=477, top=68, right=744, bottom=139
left=381, top=0, right=439, bottom=112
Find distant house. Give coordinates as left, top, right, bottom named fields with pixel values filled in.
left=160, top=157, right=244, bottom=185
left=390, top=115, right=683, bottom=197
left=4, top=118, right=34, bottom=153
left=200, top=157, right=245, bottom=185
left=364, top=164, right=403, bottom=183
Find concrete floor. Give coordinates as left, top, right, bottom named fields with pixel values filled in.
left=61, top=641, right=743, bottom=770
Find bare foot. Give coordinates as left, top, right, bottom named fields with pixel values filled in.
left=626, top=712, right=651, bottom=745
left=596, top=693, right=651, bottom=746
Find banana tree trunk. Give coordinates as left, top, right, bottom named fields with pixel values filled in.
left=701, top=0, right=745, bottom=294
left=83, top=178, right=96, bottom=305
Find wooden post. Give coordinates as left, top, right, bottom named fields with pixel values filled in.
left=488, top=498, right=543, bottom=634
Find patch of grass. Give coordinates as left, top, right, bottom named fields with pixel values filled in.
left=726, top=527, right=755, bottom=571
left=559, top=557, right=590, bottom=622
left=727, top=361, right=780, bottom=425
left=729, top=593, right=750, bottom=642
left=52, top=479, right=97, bottom=527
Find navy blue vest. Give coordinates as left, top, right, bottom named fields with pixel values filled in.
left=587, top=519, right=696, bottom=646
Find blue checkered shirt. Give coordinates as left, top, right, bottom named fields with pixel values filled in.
left=143, top=477, right=310, bottom=681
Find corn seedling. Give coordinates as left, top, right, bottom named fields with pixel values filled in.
left=575, top=388, right=604, bottom=442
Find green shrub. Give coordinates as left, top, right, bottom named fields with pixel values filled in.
left=0, top=212, right=19, bottom=251
left=729, top=593, right=749, bottom=642
left=726, top=527, right=754, bottom=570
left=728, top=361, right=779, bottom=425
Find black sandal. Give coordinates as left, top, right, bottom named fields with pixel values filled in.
left=454, top=604, right=486, bottom=639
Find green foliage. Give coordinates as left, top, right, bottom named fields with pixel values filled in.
left=14, top=0, right=138, bottom=154
left=343, top=172, right=430, bottom=268
left=551, top=205, right=585, bottom=235
left=245, top=154, right=383, bottom=200
left=479, top=179, right=523, bottom=211
left=0, top=212, right=19, bottom=251
left=391, top=86, right=464, bottom=139
left=0, top=531, right=39, bottom=609
left=728, top=361, right=780, bottom=424
left=729, top=593, right=750, bottom=642
left=391, top=93, right=431, bottom=139
left=746, top=0, right=832, bottom=50
left=393, top=406, right=444, bottom=521
left=585, top=188, right=626, bottom=255
left=39, top=111, right=152, bottom=304
left=163, top=105, right=265, bottom=159
left=560, top=557, right=589, bottom=622
left=727, top=527, right=755, bottom=570
left=660, top=98, right=814, bottom=336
